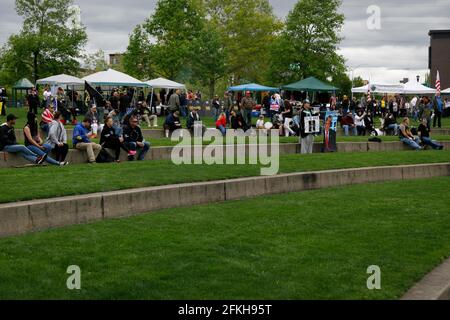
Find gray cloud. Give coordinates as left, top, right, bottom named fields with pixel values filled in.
left=1, top=0, right=449, bottom=82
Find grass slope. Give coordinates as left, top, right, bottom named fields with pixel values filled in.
left=0, top=150, right=449, bottom=204
left=0, top=177, right=449, bottom=299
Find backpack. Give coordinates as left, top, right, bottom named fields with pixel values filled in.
left=96, top=148, right=115, bottom=163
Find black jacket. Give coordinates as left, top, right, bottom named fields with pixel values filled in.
left=100, top=125, right=119, bottom=145
left=122, top=125, right=144, bottom=143
left=0, top=124, right=17, bottom=150
left=187, top=112, right=200, bottom=130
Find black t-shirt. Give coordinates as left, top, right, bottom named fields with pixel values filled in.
left=418, top=124, right=430, bottom=139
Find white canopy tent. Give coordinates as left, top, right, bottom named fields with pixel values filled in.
left=145, top=77, right=186, bottom=109
left=352, top=81, right=437, bottom=95
left=82, top=69, right=148, bottom=88
left=352, top=83, right=405, bottom=94
left=441, top=87, right=450, bottom=94
left=36, top=74, right=84, bottom=86
left=145, top=77, right=185, bottom=89
left=402, top=80, right=436, bottom=95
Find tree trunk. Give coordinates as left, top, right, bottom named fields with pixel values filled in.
left=33, top=51, right=39, bottom=84
left=209, top=78, right=215, bottom=100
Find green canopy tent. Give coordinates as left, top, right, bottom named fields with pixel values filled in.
left=281, top=76, right=338, bottom=101
left=12, top=78, right=34, bottom=108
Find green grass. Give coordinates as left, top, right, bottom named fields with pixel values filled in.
left=0, top=150, right=449, bottom=204
left=1, top=176, right=450, bottom=299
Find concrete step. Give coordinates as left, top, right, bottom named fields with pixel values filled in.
left=0, top=141, right=448, bottom=168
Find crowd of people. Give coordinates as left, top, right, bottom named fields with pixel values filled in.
left=0, top=84, right=448, bottom=166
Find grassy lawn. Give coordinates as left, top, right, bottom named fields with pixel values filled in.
left=0, top=150, right=449, bottom=204
left=0, top=176, right=449, bottom=299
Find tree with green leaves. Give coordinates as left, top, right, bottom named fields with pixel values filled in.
left=205, top=0, right=282, bottom=84
left=0, top=0, right=87, bottom=84
left=123, top=0, right=205, bottom=81
left=268, top=0, right=345, bottom=87
left=83, top=50, right=108, bottom=73
left=190, top=26, right=227, bottom=98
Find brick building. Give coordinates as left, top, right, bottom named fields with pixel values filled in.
left=429, top=30, right=450, bottom=90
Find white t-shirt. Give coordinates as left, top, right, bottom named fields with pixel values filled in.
left=256, top=119, right=265, bottom=128
left=355, top=115, right=365, bottom=127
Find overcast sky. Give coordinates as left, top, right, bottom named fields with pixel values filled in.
left=1, top=0, right=449, bottom=83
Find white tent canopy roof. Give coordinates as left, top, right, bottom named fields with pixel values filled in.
left=353, top=81, right=437, bottom=95
left=145, top=77, right=185, bottom=89
left=36, top=74, right=84, bottom=86
left=402, top=80, right=436, bottom=94
left=352, top=83, right=404, bottom=94
left=440, top=87, right=450, bottom=94
left=82, top=69, right=148, bottom=87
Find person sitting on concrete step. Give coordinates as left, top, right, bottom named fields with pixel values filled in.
left=73, top=118, right=102, bottom=164
left=417, top=118, right=444, bottom=150
left=123, top=115, right=151, bottom=161
left=100, top=116, right=128, bottom=162
left=24, top=112, right=68, bottom=166
left=399, top=117, right=422, bottom=151
left=46, top=111, right=69, bottom=163
left=0, top=114, right=47, bottom=165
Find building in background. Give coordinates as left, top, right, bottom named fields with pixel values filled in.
left=109, top=53, right=124, bottom=68
left=429, top=30, right=450, bottom=90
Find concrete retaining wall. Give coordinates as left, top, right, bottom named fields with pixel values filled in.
left=1, top=141, right=449, bottom=168
left=0, top=163, right=449, bottom=238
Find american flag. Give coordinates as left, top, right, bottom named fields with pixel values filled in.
left=436, top=70, right=441, bottom=94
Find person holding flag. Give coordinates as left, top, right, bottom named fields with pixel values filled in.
left=433, top=71, right=443, bottom=128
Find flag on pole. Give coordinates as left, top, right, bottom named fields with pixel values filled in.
left=436, top=70, right=441, bottom=95
left=85, top=81, right=106, bottom=108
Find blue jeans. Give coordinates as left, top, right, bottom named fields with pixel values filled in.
left=401, top=137, right=422, bottom=150
left=386, top=124, right=399, bottom=135
left=27, top=144, right=60, bottom=165
left=3, top=145, right=39, bottom=163
left=180, top=105, right=188, bottom=118
left=217, top=125, right=227, bottom=136
left=125, top=141, right=151, bottom=161
left=422, top=137, right=443, bottom=150
left=342, top=125, right=357, bottom=136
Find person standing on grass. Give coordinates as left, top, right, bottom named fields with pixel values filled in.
left=418, top=118, right=444, bottom=150
left=0, top=114, right=47, bottom=165
left=399, top=117, right=422, bottom=151
left=26, top=87, right=40, bottom=115
left=73, top=118, right=102, bottom=164
left=433, top=92, right=444, bottom=128
left=123, top=116, right=150, bottom=161
left=224, top=92, right=234, bottom=124
left=101, top=116, right=128, bottom=162
left=299, top=100, right=315, bottom=154
left=24, top=112, right=68, bottom=166
left=168, top=89, right=181, bottom=114
left=46, top=111, right=69, bottom=163
left=240, top=91, right=256, bottom=129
